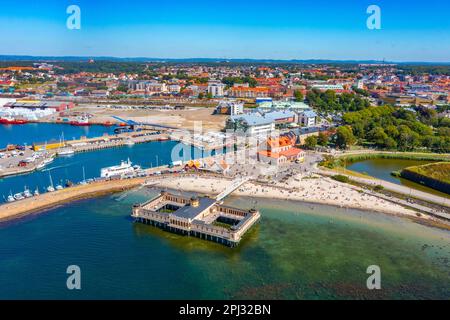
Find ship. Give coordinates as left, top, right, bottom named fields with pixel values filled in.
left=36, top=156, right=54, bottom=170
left=100, top=158, right=142, bottom=179
left=0, top=116, right=28, bottom=125
left=70, top=115, right=90, bottom=126
left=57, top=148, right=75, bottom=156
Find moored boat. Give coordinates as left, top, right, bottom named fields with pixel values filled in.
left=0, top=116, right=29, bottom=125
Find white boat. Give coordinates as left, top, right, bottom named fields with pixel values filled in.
left=47, top=172, right=55, bottom=192
left=23, top=187, right=33, bottom=198
left=34, top=188, right=40, bottom=196
left=57, top=148, right=75, bottom=156
left=7, top=193, right=15, bottom=203
left=37, top=156, right=55, bottom=170
left=79, top=166, right=87, bottom=185
left=13, top=193, right=25, bottom=201
left=55, top=184, right=64, bottom=191
left=100, top=158, right=141, bottom=179
left=124, top=139, right=135, bottom=146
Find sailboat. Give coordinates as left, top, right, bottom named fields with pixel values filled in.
left=57, top=132, right=75, bottom=156
left=23, top=186, right=33, bottom=198
left=7, top=192, right=15, bottom=203
left=79, top=166, right=87, bottom=185
left=55, top=180, right=64, bottom=190
left=34, top=187, right=40, bottom=196
left=47, top=172, right=55, bottom=192
left=13, top=192, right=25, bottom=201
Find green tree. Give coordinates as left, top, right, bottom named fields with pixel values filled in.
left=317, top=132, right=329, bottom=146
left=294, top=90, right=304, bottom=102
left=304, top=135, right=318, bottom=149
left=335, top=126, right=356, bottom=149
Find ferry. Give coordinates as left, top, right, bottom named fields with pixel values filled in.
left=57, top=148, right=75, bottom=156
left=0, top=116, right=28, bottom=125
left=36, top=156, right=54, bottom=170
left=100, top=158, right=141, bottom=179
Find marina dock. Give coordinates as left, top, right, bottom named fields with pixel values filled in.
left=0, top=177, right=146, bottom=222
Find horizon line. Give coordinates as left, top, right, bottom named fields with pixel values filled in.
left=1, top=54, right=450, bottom=65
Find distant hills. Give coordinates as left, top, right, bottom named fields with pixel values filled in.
left=0, top=55, right=449, bottom=65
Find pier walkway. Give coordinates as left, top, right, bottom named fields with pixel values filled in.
left=216, top=177, right=251, bottom=201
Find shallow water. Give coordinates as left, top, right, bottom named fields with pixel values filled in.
left=0, top=188, right=448, bottom=299
left=347, top=158, right=449, bottom=198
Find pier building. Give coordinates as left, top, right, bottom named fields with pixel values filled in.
left=132, top=192, right=260, bottom=247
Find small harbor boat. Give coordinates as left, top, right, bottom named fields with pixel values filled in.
left=124, top=139, right=135, bottom=146
left=13, top=192, right=25, bottom=201
left=79, top=166, right=87, bottom=185
left=55, top=180, right=64, bottom=191
left=23, top=187, right=33, bottom=198
left=34, top=188, right=40, bottom=196
left=7, top=193, right=15, bottom=203
left=47, top=173, right=55, bottom=192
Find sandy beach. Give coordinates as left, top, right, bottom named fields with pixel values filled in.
left=153, top=174, right=420, bottom=218
left=0, top=178, right=146, bottom=222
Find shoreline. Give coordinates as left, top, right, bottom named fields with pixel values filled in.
left=1, top=173, right=449, bottom=232
left=150, top=175, right=450, bottom=231
left=0, top=178, right=145, bottom=223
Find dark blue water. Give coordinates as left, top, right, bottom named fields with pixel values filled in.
left=0, top=141, right=205, bottom=200
left=0, top=123, right=115, bottom=148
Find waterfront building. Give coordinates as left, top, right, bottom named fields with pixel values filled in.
left=132, top=192, right=260, bottom=247
left=213, top=101, right=244, bottom=115
left=257, top=132, right=304, bottom=165
left=226, top=113, right=275, bottom=136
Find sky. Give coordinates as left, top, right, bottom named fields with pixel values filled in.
left=0, top=0, right=449, bottom=62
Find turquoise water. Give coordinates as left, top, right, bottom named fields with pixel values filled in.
left=346, top=158, right=450, bottom=198
left=0, top=123, right=116, bottom=148
left=0, top=189, right=449, bottom=299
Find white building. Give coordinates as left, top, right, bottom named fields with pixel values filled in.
left=311, top=84, right=344, bottom=91
left=300, top=110, right=317, bottom=127
left=213, top=101, right=244, bottom=115
left=207, top=81, right=226, bottom=97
